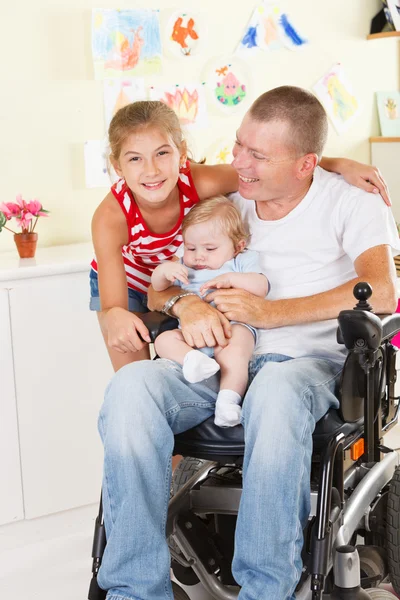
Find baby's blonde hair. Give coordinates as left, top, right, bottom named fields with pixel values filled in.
left=182, top=196, right=250, bottom=249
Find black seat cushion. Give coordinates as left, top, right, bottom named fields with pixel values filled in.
left=173, top=409, right=363, bottom=460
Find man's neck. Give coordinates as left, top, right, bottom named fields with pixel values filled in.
left=255, top=175, right=314, bottom=221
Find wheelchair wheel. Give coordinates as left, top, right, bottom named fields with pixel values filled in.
left=170, top=457, right=205, bottom=587
left=386, top=466, right=400, bottom=595
left=172, top=581, right=191, bottom=599
left=171, top=457, right=206, bottom=495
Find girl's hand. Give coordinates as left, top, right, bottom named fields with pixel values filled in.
left=338, top=159, right=391, bottom=206
left=105, top=307, right=151, bottom=353
left=200, top=274, right=232, bottom=295
left=161, top=262, right=189, bottom=286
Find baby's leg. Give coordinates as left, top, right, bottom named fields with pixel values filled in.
left=213, top=325, right=255, bottom=427
left=155, top=330, right=220, bottom=384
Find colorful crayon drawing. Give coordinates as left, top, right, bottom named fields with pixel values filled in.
left=376, top=91, right=400, bottom=136
left=103, top=78, right=146, bottom=132
left=206, top=138, right=234, bottom=166
left=84, top=140, right=118, bottom=189
left=236, top=2, right=306, bottom=55
left=207, top=58, right=251, bottom=113
left=313, top=64, right=361, bottom=134
left=149, top=84, right=208, bottom=129
left=166, top=11, right=205, bottom=57
left=92, top=9, right=162, bottom=79
left=172, top=17, right=198, bottom=54
left=215, top=69, right=246, bottom=107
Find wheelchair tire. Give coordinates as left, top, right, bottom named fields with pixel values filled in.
left=172, top=581, right=191, bottom=600
left=171, top=457, right=206, bottom=496
left=170, top=457, right=205, bottom=587
left=365, top=589, right=399, bottom=598
left=386, top=465, right=400, bottom=595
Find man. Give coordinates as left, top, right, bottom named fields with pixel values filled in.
left=97, top=86, right=400, bottom=600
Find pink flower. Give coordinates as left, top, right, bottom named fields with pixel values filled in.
left=0, top=194, right=50, bottom=234
left=14, top=194, right=25, bottom=208
left=26, top=199, right=42, bottom=215
left=0, top=202, right=21, bottom=219
left=16, top=213, right=33, bottom=230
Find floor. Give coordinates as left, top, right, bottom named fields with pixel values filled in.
left=0, top=504, right=212, bottom=600
left=1, top=504, right=399, bottom=600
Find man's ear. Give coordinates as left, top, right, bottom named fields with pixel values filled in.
left=234, top=239, right=246, bottom=255
left=110, top=156, right=123, bottom=178
left=297, top=153, right=318, bottom=180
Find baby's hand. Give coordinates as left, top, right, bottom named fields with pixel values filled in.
left=161, top=262, right=189, bottom=285
left=200, top=275, right=232, bottom=295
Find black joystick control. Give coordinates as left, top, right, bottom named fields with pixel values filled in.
left=353, top=282, right=373, bottom=311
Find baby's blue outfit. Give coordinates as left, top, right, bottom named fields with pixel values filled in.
left=177, top=250, right=263, bottom=355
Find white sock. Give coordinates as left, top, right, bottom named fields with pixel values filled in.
left=214, top=389, right=242, bottom=428
left=182, top=350, right=220, bottom=383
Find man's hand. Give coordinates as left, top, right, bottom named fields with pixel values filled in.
left=175, top=295, right=232, bottom=348
left=205, top=289, right=269, bottom=328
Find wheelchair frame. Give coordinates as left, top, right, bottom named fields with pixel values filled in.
left=88, top=285, right=400, bottom=600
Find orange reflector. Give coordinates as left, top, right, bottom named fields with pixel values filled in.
left=350, top=438, right=364, bottom=461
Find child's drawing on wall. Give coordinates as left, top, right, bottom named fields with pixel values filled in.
left=207, top=59, right=251, bottom=113
left=166, top=11, right=205, bottom=58
left=206, top=138, right=234, bottom=166
left=103, top=79, right=146, bottom=131
left=149, top=84, right=208, bottom=129
left=313, top=64, right=361, bottom=134
left=92, top=9, right=162, bottom=79
left=236, top=2, right=306, bottom=55
left=376, top=91, right=400, bottom=136
left=215, top=70, right=246, bottom=107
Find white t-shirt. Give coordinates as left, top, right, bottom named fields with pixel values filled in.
left=231, top=166, right=400, bottom=362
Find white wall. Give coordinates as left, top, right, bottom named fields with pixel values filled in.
left=0, top=0, right=398, bottom=253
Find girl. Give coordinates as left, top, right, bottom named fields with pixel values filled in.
left=151, top=196, right=269, bottom=427
left=90, top=100, right=390, bottom=371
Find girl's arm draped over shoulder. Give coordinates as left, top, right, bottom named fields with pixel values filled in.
left=190, top=163, right=239, bottom=200
left=320, top=157, right=391, bottom=206
left=91, top=192, right=130, bottom=312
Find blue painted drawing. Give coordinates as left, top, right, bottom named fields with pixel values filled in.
left=241, top=26, right=258, bottom=49
left=92, top=9, right=162, bottom=79
left=279, top=14, right=306, bottom=47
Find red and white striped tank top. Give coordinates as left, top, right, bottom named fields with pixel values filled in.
left=91, top=161, right=200, bottom=293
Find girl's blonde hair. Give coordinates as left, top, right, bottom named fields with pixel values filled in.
left=108, top=101, right=185, bottom=162
left=182, top=196, right=250, bottom=248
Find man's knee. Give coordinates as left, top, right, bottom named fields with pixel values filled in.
left=100, top=360, right=165, bottom=422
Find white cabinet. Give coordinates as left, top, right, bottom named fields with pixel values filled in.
left=0, top=289, right=24, bottom=525
left=0, top=244, right=113, bottom=522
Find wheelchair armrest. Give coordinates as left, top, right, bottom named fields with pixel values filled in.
left=140, top=311, right=178, bottom=343
left=380, top=313, right=400, bottom=343
left=337, top=309, right=383, bottom=350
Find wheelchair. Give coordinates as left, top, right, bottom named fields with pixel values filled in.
left=88, top=283, right=400, bottom=600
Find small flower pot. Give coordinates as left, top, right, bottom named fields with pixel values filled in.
left=14, top=232, right=38, bottom=258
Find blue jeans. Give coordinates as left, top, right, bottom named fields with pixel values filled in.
left=97, top=353, right=342, bottom=600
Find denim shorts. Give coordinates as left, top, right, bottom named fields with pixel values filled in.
left=89, top=269, right=149, bottom=313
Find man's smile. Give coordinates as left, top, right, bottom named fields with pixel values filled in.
left=239, top=174, right=259, bottom=183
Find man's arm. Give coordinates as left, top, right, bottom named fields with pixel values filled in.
left=205, top=245, right=397, bottom=329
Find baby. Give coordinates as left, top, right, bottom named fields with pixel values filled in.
left=151, top=196, right=269, bottom=427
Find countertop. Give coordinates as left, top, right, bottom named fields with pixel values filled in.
left=0, top=243, right=93, bottom=283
